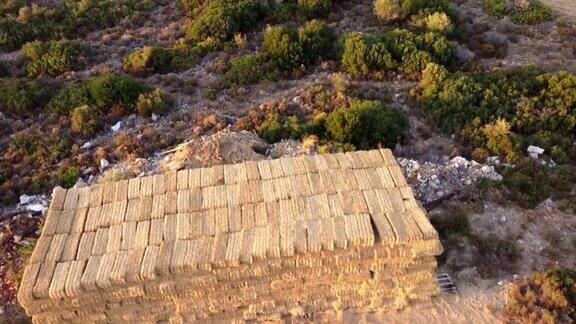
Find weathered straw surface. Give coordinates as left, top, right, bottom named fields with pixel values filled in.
left=19, top=149, right=443, bottom=323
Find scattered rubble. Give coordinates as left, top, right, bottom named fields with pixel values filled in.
left=527, top=145, right=545, bottom=159
left=398, top=156, right=503, bottom=203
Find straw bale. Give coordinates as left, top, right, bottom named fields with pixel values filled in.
left=77, top=187, right=91, bottom=209
left=355, top=214, right=375, bottom=246
left=80, top=255, right=102, bottom=291
left=347, top=151, right=366, bottom=169
left=140, top=176, right=154, bottom=197
left=177, top=170, right=189, bottom=190
left=110, top=199, right=127, bottom=225
left=290, top=174, right=311, bottom=198
left=226, top=184, right=240, bottom=207
left=188, top=169, right=202, bottom=188
left=177, top=190, right=190, bottom=213
left=96, top=252, right=116, bottom=289
left=46, top=233, right=67, bottom=262
left=290, top=197, right=306, bottom=221
left=125, top=249, right=145, bottom=284
left=128, top=178, right=140, bottom=200
left=176, top=214, right=190, bottom=240
left=388, top=190, right=406, bottom=213
left=114, top=180, right=129, bottom=202
left=141, top=246, right=159, bottom=281
left=213, top=165, right=225, bottom=185
left=367, top=149, right=385, bottom=167
left=164, top=214, right=178, bottom=242
left=266, top=201, right=280, bottom=225
left=385, top=210, right=422, bottom=243
left=379, top=149, right=396, bottom=166
left=165, top=191, right=178, bottom=215
left=109, top=250, right=130, bottom=286
left=293, top=221, right=308, bottom=254
left=92, top=228, right=109, bottom=256
left=240, top=204, right=255, bottom=230
left=64, top=260, right=85, bottom=298
left=319, top=217, right=335, bottom=251
left=76, top=232, right=95, bottom=261
left=252, top=226, right=268, bottom=261
left=201, top=210, right=216, bottom=236
left=165, top=171, right=178, bottom=192
left=370, top=213, right=396, bottom=245
left=240, top=228, right=255, bottom=263
left=189, top=212, right=203, bottom=239
left=149, top=195, right=165, bottom=219
left=89, top=184, right=104, bottom=208
left=148, top=219, right=164, bottom=246
left=61, top=233, right=81, bottom=262
left=319, top=171, right=337, bottom=195
left=245, top=161, right=260, bottom=181
left=257, top=160, right=273, bottom=180
left=267, top=226, right=281, bottom=259
left=409, top=207, right=438, bottom=240
left=69, top=208, right=87, bottom=234
left=48, top=262, right=70, bottom=299
left=332, top=153, right=352, bottom=169
left=51, top=187, right=67, bottom=211
left=269, top=159, right=284, bottom=178
left=134, top=220, right=150, bottom=249
left=190, top=188, right=203, bottom=212
left=227, top=207, right=242, bottom=233
left=155, top=240, right=175, bottom=276
left=120, top=222, right=136, bottom=251
left=225, top=231, right=243, bottom=266
left=313, top=155, right=329, bottom=171
left=248, top=181, right=263, bottom=204
left=56, top=209, right=74, bottom=234
left=42, top=209, right=61, bottom=236
left=214, top=207, right=229, bottom=234
left=196, top=236, right=214, bottom=271
left=305, top=219, right=322, bottom=253
left=332, top=216, right=347, bottom=249
left=183, top=239, right=199, bottom=272
left=261, top=180, right=276, bottom=202
left=63, top=188, right=80, bottom=211
left=170, top=240, right=189, bottom=274
left=299, top=155, right=316, bottom=174
left=83, top=206, right=101, bottom=233
left=223, top=164, right=238, bottom=184
left=30, top=235, right=52, bottom=264
left=211, top=233, right=229, bottom=267
left=280, top=157, right=297, bottom=176
left=339, top=190, right=368, bottom=215
left=388, top=164, right=408, bottom=188
left=278, top=199, right=293, bottom=225
left=32, top=261, right=55, bottom=298
left=307, top=173, right=322, bottom=195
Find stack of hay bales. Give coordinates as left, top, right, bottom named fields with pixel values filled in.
left=18, top=149, right=443, bottom=323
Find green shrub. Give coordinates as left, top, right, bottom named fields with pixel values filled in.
left=22, top=40, right=89, bottom=77
left=136, top=88, right=171, bottom=117
left=268, top=2, right=299, bottom=22
left=511, top=1, right=554, bottom=24
left=186, top=0, right=269, bottom=45
left=325, top=100, right=407, bottom=148
left=262, top=25, right=302, bottom=71
left=59, top=166, right=80, bottom=188
left=123, top=46, right=176, bottom=73
left=483, top=0, right=553, bottom=24
left=500, top=158, right=576, bottom=209
left=45, top=83, right=91, bottom=116
left=71, top=105, right=101, bottom=136
left=340, top=32, right=370, bottom=77
left=298, top=19, right=334, bottom=65
left=0, top=0, right=153, bottom=52
left=298, top=0, right=332, bottom=17
left=419, top=66, right=576, bottom=162
left=504, top=268, right=576, bottom=323
left=86, top=72, right=146, bottom=112
left=0, top=78, right=54, bottom=117
left=340, top=29, right=453, bottom=78
left=225, top=54, right=275, bottom=85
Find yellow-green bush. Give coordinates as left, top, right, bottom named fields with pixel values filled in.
left=22, top=40, right=89, bottom=77
left=419, top=64, right=576, bottom=163
left=123, top=46, right=176, bottom=74
left=482, top=0, right=553, bottom=24
left=71, top=105, right=101, bottom=137
left=136, top=88, right=171, bottom=117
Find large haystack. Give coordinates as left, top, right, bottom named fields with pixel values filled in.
left=18, top=149, right=442, bottom=323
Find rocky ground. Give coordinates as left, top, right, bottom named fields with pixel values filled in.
left=0, top=0, right=575, bottom=322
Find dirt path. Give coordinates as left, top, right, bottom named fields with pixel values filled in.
left=541, top=0, right=576, bottom=20
left=318, top=285, right=505, bottom=323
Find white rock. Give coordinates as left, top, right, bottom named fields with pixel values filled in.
left=486, top=156, right=501, bottom=166
left=75, top=178, right=87, bottom=188
left=100, top=159, right=110, bottom=170
left=111, top=121, right=122, bottom=132
left=26, top=204, right=45, bottom=212
left=13, top=235, right=21, bottom=243
left=81, top=142, right=92, bottom=149
left=481, top=165, right=495, bottom=174
left=527, top=145, right=545, bottom=155
left=529, top=152, right=539, bottom=159
left=19, top=194, right=32, bottom=205
left=500, top=216, right=506, bottom=223
left=151, top=113, right=158, bottom=121
left=497, top=280, right=504, bottom=286
left=451, top=156, right=470, bottom=168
